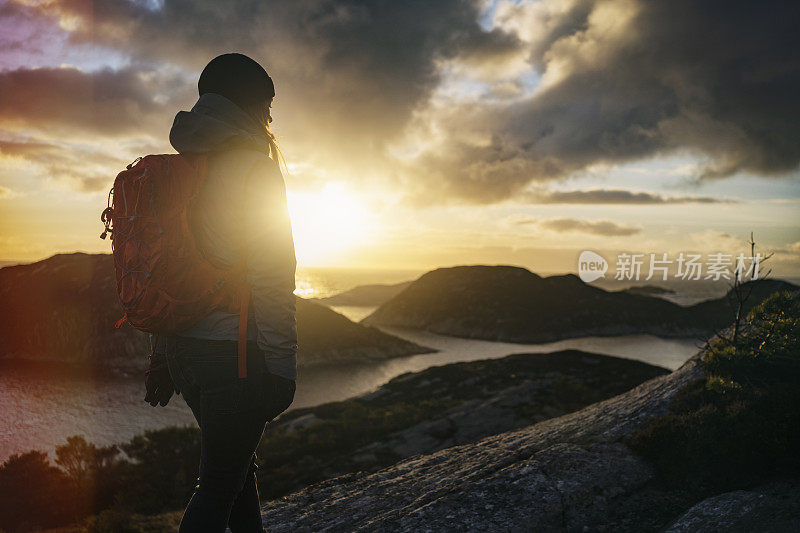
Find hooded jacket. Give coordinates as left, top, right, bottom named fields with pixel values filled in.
left=168, top=93, right=297, bottom=380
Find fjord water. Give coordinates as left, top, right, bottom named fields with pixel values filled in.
left=0, top=329, right=699, bottom=462
left=0, top=268, right=747, bottom=461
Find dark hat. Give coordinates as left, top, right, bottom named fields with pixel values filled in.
left=198, top=53, right=275, bottom=111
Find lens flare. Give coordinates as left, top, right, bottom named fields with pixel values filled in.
left=286, top=183, right=372, bottom=265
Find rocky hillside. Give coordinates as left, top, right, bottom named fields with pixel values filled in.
left=313, top=280, right=412, bottom=306
left=362, top=265, right=797, bottom=343
left=294, top=292, right=433, bottom=366
left=261, top=351, right=705, bottom=531
left=0, top=254, right=431, bottom=375
left=256, top=350, right=667, bottom=500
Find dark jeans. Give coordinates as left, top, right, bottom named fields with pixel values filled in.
left=165, top=336, right=296, bottom=533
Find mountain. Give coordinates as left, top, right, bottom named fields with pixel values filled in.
left=621, top=284, right=676, bottom=297
left=362, top=265, right=798, bottom=343
left=293, top=290, right=433, bottom=366
left=313, top=280, right=412, bottom=306
left=0, top=253, right=432, bottom=375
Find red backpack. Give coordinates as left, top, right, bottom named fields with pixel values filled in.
left=100, top=154, right=252, bottom=377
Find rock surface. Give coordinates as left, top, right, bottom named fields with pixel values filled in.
left=339, top=351, right=668, bottom=464
left=665, top=481, right=800, bottom=533
left=362, top=264, right=797, bottom=344
left=261, top=351, right=705, bottom=531
left=258, top=350, right=669, bottom=501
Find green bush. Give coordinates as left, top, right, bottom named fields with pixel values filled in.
left=630, top=291, right=800, bottom=493
left=0, top=427, right=198, bottom=532
left=704, top=291, right=800, bottom=386
left=55, top=436, right=127, bottom=518
left=116, top=426, right=200, bottom=514
left=0, top=451, right=73, bottom=532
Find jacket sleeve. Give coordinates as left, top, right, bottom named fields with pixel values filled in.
left=243, top=155, right=298, bottom=380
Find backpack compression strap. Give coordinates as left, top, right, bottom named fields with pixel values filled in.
left=195, top=153, right=251, bottom=378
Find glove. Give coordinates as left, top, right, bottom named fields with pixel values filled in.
left=264, top=372, right=296, bottom=421
left=144, top=350, right=175, bottom=407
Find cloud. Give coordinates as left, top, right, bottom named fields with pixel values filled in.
left=400, top=0, right=800, bottom=204
left=774, top=241, right=800, bottom=255
left=0, top=185, right=23, bottom=199
left=0, top=65, right=188, bottom=192
left=0, top=66, right=190, bottom=139
left=12, top=0, right=522, bottom=169
left=4, top=0, right=799, bottom=206
left=688, top=230, right=748, bottom=252
left=522, top=188, right=733, bottom=204
left=0, top=139, right=126, bottom=192
left=511, top=215, right=641, bottom=236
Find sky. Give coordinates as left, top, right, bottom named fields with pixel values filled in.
left=0, top=0, right=799, bottom=278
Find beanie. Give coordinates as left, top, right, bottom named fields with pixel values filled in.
left=198, top=53, right=275, bottom=112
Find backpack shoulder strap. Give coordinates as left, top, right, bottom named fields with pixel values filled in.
left=236, top=154, right=263, bottom=379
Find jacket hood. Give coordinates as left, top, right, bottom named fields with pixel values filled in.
left=169, top=93, right=270, bottom=154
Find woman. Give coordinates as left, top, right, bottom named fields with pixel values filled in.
left=146, top=53, right=298, bottom=533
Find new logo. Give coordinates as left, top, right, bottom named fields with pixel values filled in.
left=578, top=251, right=608, bottom=282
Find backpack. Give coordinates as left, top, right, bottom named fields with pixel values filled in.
left=100, top=154, right=252, bottom=377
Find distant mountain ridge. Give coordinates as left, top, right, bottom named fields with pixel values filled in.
left=313, top=281, right=412, bottom=306
left=621, top=284, right=676, bottom=297
left=0, top=253, right=432, bottom=375
left=362, top=265, right=798, bottom=343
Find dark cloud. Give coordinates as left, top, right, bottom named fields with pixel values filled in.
left=529, top=217, right=641, bottom=237
left=512, top=214, right=641, bottom=236
left=523, top=188, right=733, bottom=204
left=404, top=0, right=800, bottom=203
left=17, top=0, right=522, bottom=167
left=0, top=66, right=190, bottom=138
left=4, top=0, right=797, bottom=204
left=455, top=27, right=524, bottom=67
left=0, top=63, right=181, bottom=191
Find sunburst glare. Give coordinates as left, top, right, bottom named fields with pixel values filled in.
left=286, top=182, right=373, bottom=266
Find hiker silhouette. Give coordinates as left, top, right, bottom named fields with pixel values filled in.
left=121, top=53, right=298, bottom=532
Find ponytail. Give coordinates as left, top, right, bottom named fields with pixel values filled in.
left=265, top=125, right=290, bottom=178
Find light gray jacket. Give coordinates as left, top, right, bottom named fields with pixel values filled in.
left=165, top=93, right=298, bottom=380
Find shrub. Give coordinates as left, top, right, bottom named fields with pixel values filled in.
left=0, top=451, right=73, bottom=532
left=117, top=426, right=200, bottom=514
left=630, top=291, right=800, bottom=493
left=0, top=426, right=199, bottom=532
left=55, top=436, right=126, bottom=517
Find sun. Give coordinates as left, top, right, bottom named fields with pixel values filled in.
left=286, top=183, right=372, bottom=266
